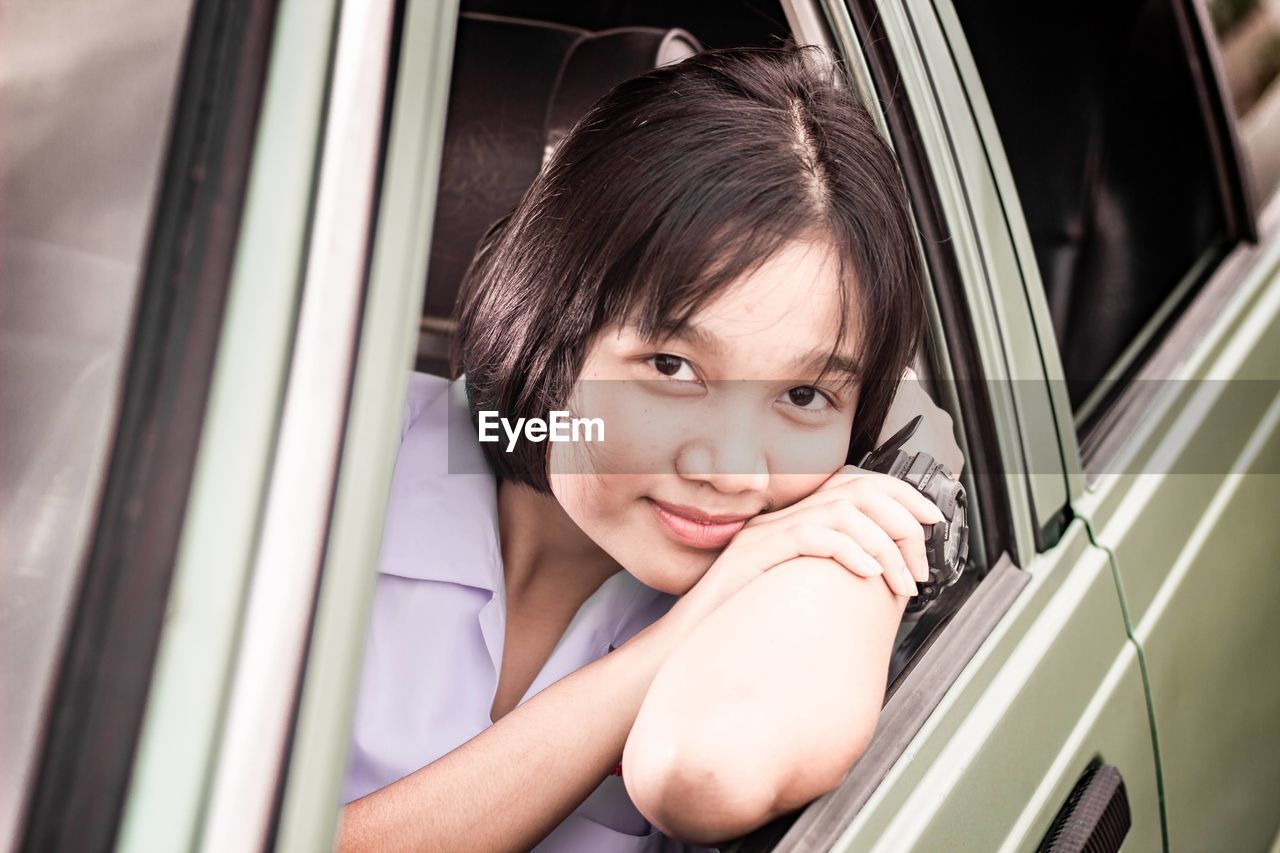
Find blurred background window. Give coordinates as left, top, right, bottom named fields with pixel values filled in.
left=1209, top=0, right=1280, bottom=208
left=951, top=0, right=1232, bottom=419
left=0, top=2, right=193, bottom=845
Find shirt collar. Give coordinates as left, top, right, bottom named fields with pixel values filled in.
left=377, top=374, right=504, bottom=592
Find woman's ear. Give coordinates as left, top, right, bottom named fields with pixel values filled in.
left=878, top=366, right=965, bottom=478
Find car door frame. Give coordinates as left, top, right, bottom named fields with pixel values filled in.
left=105, top=0, right=1167, bottom=850
left=109, top=0, right=413, bottom=850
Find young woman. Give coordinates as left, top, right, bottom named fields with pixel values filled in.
left=338, top=44, right=963, bottom=852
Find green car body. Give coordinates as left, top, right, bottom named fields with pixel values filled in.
left=6, top=0, right=1278, bottom=851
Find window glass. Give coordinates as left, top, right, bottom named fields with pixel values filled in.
left=952, top=0, right=1229, bottom=414
left=0, top=1, right=192, bottom=841
left=1209, top=0, right=1280, bottom=208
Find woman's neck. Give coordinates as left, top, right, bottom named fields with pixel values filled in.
left=496, top=479, right=621, bottom=607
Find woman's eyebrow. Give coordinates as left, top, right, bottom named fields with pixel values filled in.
left=654, top=323, right=726, bottom=355
left=660, top=325, right=860, bottom=380
left=790, top=350, right=862, bottom=381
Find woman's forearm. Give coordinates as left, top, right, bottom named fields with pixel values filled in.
left=623, top=556, right=907, bottom=844
left=336, top=570, right=736, bottom=852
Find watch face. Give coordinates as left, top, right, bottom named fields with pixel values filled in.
left=943, top=500, right=968, bottom=577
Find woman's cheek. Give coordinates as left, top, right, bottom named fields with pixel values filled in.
left=577, top=388, right=693, bottom=477
left=762, top=415, right=848, bottom=477
left=768, top=472, right=837, bottom=508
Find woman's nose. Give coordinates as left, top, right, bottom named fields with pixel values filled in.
left=673, top=422, right=770, bottom=494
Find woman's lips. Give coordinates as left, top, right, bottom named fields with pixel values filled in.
left=646, top=499, right=753, bottom=550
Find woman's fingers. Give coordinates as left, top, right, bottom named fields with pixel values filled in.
left=840, top=490, right=930, bottom=583
left=734, top=511, right=916, bottom=595
left=816, top=501, right=918, bottom=597
left=816, top=466, right=945, bottom=526
left=791, top=526, right=883, bottom=579
left=733, top=521, right=874, bottom=578
left=776, top=519, right=916, bottom=596
left=733, top=473, right=937, bottom=598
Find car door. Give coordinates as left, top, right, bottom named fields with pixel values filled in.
left=718, top=1, right=1163, bottom=850
left=931, top=0, right=1280, bottom=845
left=1075, top=7, right=1280, bottom=849
left=936, top=0, right=1280, bottom=851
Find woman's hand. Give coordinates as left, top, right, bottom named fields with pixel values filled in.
left=699, top=463, right=945, bottom=602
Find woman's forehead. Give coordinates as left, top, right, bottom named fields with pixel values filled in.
left=681, top=240, right=860, bottom=355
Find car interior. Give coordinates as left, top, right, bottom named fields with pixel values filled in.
left=418, top=0, right=990, bottom=752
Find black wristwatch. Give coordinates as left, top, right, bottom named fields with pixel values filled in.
left=858, top=415, right=970, bottom=612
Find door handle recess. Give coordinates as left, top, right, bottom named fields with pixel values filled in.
left=1038, top=762, right=1132, bottom=853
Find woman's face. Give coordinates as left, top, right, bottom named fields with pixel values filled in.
left=547, top=239, right=864, bottom=594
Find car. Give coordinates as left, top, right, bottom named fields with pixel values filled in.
left=3, top=0, right=1278, bottom=850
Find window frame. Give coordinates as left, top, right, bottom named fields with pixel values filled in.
left=815, top=0, right=1016, bottom=680
left=265, top=2, right=456, bottom=851
left=1186, top=0, right=1258, bottom=239
left=188, top=0, right=403, bottom=848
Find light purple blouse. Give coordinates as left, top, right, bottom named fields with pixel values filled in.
left=342, top=373, right=717, bottom=852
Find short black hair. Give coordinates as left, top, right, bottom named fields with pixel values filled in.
left=453, top=43, right=925, bottom=492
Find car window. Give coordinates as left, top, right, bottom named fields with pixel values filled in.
left=950, top=0, right=1234, bottom=423
left=1207, top=0, right=1280, bottom=209
left=0, top=1, right=193, bottom=844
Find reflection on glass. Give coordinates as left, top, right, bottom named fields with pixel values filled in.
left=0, top=1, right=193, bottom=845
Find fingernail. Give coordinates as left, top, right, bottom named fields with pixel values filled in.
left=900, top=565, right=918, bottom=597
left=861, top=555, right=883, bottom=576
left=914, top=556, right=929, bottom=583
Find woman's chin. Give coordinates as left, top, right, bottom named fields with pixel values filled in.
left=623, top=548, right=717, bottom=596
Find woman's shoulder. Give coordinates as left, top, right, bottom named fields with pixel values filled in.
left=400, top=371, right=454, bottom=439
left=380, top=372, right=502, bottom=585
left=392, top=372, right=489, bottom=474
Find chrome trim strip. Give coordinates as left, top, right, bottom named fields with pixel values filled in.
left=197, top=0, right=397, bottom=847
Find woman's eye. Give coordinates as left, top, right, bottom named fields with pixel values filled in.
left=647, top=354, right=699, bottom=382
left=780, top=385, right=833, bottom=411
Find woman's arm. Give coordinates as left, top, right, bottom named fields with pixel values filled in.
left=623, top=555, right=906, bottom=845
left=336, top=565, right=743, bottom=852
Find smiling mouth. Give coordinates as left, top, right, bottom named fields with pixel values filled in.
left=646, top=498, right=755, bottom=550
